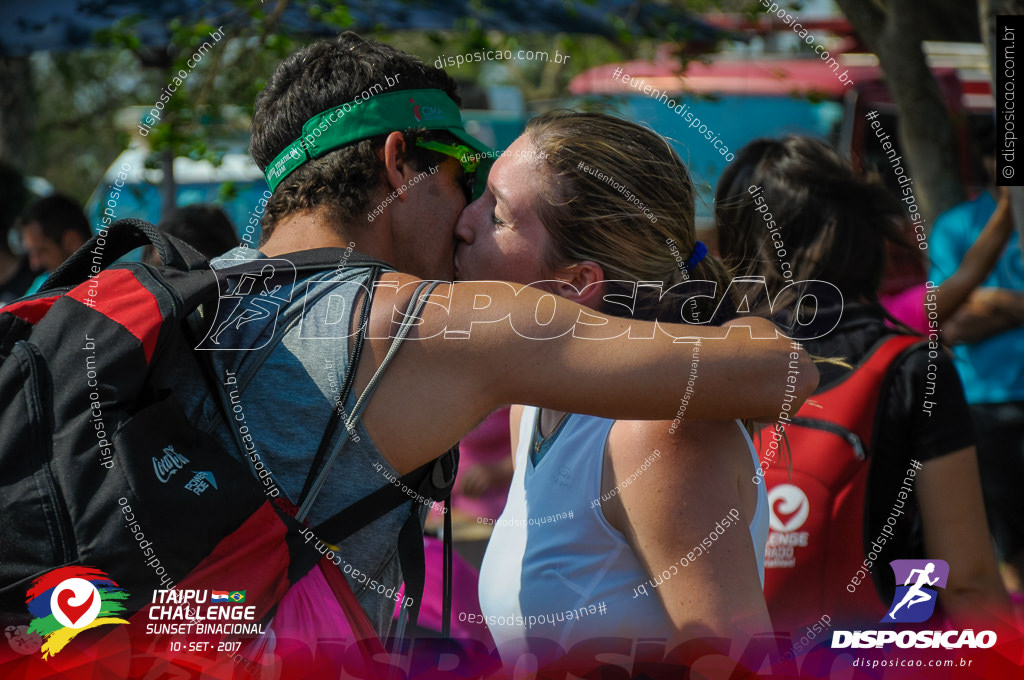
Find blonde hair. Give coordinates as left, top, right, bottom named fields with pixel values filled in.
left=524, top=110, right=734, bottom=324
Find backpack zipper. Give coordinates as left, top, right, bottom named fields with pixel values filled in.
left=789, top=416, right=867, bottom=460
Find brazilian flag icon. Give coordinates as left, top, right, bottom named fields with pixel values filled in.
left=229, top=591, right=246, bottom=603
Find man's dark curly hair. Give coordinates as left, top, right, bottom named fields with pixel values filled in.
left=251, top=32, right=461, bottom=244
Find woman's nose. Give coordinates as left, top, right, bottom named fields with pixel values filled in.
left=454, top=202, right=479, bottom=245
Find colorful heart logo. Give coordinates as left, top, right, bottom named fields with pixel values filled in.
left=27, top=567, right=128, bottom=659
left=56, top=588, right=95, bottom=626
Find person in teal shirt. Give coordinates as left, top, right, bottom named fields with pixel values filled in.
left=929, top=182, right=1024, bottom=596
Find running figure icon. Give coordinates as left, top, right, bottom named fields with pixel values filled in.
left=887, top=562, right=938, bottom=619
left=882, top=559, right=949, bottom=623
left=195, top=258, right=297, bottom=351
left=208, top=265, right=283, bottom=345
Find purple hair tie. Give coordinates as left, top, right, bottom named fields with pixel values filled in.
left=684, top=241, right=708, bottom=270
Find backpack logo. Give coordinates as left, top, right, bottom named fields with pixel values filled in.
left=765, top=484, right=811, bottom=569
left=153, top=445, right=190, bottom=483
left=883, top=559, right=949, bottom=623
left=768, top=484, right=809, bottom=532
left=24, top=566, right=128, bottom=659
left=184, top=470, right=217, bottom=496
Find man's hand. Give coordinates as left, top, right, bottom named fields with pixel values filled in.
left=944, top=288, right=1024, bottom=344
left=970, top=287, right=1024, bottom=325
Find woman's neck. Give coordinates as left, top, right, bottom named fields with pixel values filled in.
left=538, top=408, right=567, bottom=438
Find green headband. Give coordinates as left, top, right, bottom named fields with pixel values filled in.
left=263, top=88, right=493, bottom=192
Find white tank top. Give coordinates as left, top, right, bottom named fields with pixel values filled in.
left=477, top=409, right=768, bottom=655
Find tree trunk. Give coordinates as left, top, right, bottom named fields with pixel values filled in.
left=0, top=57, right=35, bottom=169
left=160, top=148, right=176, bottom=221
left=836, top=0, right=966, bottom=223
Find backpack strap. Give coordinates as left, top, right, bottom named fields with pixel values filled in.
left=307, top=442, right=458, bottom=632
left=850, top=333, right=925, bottom=455
left=296, top=275, right=377, bottom=509
left=295, top=279, right=444, bottom=520
left=789, top=334, right=925, bottom=464
left=297, top=279, right=456, bottom=632
left=860, top=334, right=923, bottom=378
left=857, top=334, right=928, bottom=598
left=44, top=218, right=208, bottom=291
left=441, top=495, right=454, bottom=636
left=312, top=445, right=457, bottom=544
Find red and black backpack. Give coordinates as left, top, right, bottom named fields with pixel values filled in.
left=757, top=333, right=922, bottom=633
left=0, top=219, right=457, bottom=672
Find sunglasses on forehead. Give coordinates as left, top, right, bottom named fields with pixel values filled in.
left=415, top=139, right=481, bottom=202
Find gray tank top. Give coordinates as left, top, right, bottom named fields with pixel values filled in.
left=176, top=246, right=423, bottom=636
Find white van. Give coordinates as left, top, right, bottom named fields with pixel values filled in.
left=85, top=145, right=270, bottom=246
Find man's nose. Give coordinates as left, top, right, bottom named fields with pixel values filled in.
left=453, top=208, right=477, bottom=244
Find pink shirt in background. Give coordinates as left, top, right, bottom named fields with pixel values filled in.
left=432, top=407, right=512, bottom=522
left=879, top=283, right=928, bottom=335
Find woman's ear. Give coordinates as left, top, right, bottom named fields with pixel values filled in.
left=551, top=260, right=606, bottom=307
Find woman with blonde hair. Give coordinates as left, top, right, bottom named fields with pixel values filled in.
left=456, top=110, right=773, bottom=663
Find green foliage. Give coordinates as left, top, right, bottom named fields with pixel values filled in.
left=307, top=4, right=354, bottom=30
left=28, top=49, right=136, bottom=203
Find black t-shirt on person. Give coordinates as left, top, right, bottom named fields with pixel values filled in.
left=798, top=302, right=975, bottom=602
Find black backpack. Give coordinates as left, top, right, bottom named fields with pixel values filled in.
left=0, top=218, right=457, bottom=634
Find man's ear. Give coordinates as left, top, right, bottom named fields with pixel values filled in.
left=382, top=131, right=416, bottom=200
left=551, top=260, right=606, bottom=307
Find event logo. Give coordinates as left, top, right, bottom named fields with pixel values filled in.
left=883, top=559, right=949, bottom=623
left=768, top=484, right=809, bottom=532
left=409, top=97, right=445, bottom=122
left=831, top=558, right=993, bottom=650
left=25, top=566, right=129, bottom=659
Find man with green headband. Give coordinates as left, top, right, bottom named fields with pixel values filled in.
left=180, top=32, right=816, bottom=643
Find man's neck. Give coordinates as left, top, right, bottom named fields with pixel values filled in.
left=260, top=208, right=389, bottom=261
